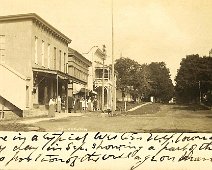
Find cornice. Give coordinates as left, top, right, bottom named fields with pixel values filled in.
left=0, top=13, right=72, bottom=44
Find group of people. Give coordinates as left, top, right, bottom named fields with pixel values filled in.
left=68, top=96, right=98, bottom=113
left=48, top=95, right=99, bottom=116
left=48, top=96, right=62, bottom=117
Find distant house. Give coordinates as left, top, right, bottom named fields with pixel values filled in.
left=0, top=13, right=72, bottom=119
left=116, top=89, right=133, bottom=102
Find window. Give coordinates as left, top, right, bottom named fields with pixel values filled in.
left=0, top=35, right=6, bottom=63
left=53, top=47, right=56, bottom=69
left=64, top=53, right=66, bottom=73
left=59, top=50, right=62, bottom=71
left=34, top=36, right=38, bottom=64
left=41, top=40, right=45, bottom=66
left=47, top=44, right=50, bottom=68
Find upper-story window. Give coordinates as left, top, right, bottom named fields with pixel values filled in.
left=64, top=53, right=66, bottom=73
left=34, top=36, right=38, bottom=64
left=53, top=47, right=56, bottom=69
left=41, top=40, right=45, bottom=66
left=59, top=50, right=62, bottom=71
left=47, top=44, right=50, bottom=69
left=0, top=35, right=5, bottom=63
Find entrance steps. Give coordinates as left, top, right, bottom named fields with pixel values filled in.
left=26, top=105, right=48, bottom=117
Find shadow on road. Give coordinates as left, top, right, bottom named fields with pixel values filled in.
left=137, top=129, right=199, bottom=133
left=172, top=104, right=210, bottom=111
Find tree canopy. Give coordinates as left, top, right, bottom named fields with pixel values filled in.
left=175, top=54, right=212, bottom=105
left=115, top=57, right=174, bottom=103
left=148, top=62, right=174, bottom=102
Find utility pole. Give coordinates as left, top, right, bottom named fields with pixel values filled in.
left=199, top=81, right=201, bottom=104
left=111, top=0, right=115, bottom=115
left=102, top=45, right=106, bottom=111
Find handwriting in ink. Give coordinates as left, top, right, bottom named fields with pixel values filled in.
left=42, top=132, right=66, bottom=151
left=1, top=132, right=212, bottom=170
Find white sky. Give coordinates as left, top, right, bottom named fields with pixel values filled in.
left=0, top=0, right=212, bottom=83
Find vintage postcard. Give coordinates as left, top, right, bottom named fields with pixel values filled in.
left=0, top=0, right=212, bottom=169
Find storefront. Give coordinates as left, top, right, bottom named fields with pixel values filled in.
left=32, top=68, right=71, bottom=112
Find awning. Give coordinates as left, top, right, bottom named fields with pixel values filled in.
left=32, top=67, right=86, bottom=84
left=33, top=67, right=69, bottom=79
left=90, top=90, right=97, bottom=95
left=75, top=88, right=97, bottom=96
left=78, top=88, right=90, bottom=93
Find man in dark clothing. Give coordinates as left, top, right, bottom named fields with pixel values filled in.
left=68, top=96, right=74, bottom=113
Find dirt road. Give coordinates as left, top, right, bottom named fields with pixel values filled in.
left=32, top=104, right=212, bottom=132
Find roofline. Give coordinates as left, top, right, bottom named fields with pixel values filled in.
left=95, top=48, right=106, bottom=59
left=0, top=13, right=72, bottom=43
left=68, top=47, right=92, bottom=66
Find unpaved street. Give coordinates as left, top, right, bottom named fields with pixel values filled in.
left=31, top=104, right=212, bottom=132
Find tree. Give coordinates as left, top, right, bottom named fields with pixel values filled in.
left=148, top=62, right=174, bottom=102
left=115, top=57, right=140, bottom=101
left=115, top=58, right=174, bottom=103
left=175, top=54, right=212, bottom=104
left=133, top=64, right=152, bottom=100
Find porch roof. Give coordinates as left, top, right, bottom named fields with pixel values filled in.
left=32, top=67, right=86, bottom=84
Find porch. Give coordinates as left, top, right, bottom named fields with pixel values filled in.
left=32, top=68, right=71, bottom=114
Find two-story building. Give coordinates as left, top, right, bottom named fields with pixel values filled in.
left=67, top=47, right=92, bottom=97
left=0, top=13, right=72, bottom=119
left=85, top=46, right=116, bottom=111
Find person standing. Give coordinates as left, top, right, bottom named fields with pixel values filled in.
left=57, top=96, right=62, bottom=113
left=93, top=97, right=98, bottom=111
left=68, top=96, right=74, bottom=113
left=48, top=98, right=55, bottom=117
left=73, top=97, right=76, bottom=113
left=88, top=97, right=93, bottom=111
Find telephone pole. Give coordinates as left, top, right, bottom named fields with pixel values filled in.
left=111, top=0, right=115, bottom=115
left=199, top=81, right=201, bottom=104
left=102, top=45, right=106, bottom=111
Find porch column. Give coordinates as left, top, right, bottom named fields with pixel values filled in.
left=108, top=86, right=112, bottom=109
left=106, top=86, right=109, bottom=109
left=56, top=74, right=59, bottom=110
left=50, top=80, right=54, bottom=98
left=66, top=81, right=68, bottom=113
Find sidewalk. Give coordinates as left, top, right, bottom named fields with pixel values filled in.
left=19, top=103, right=152, bottom=125
left=19, top=112, right=84, bottom=125
left=127, top=102, right=152, bottom=112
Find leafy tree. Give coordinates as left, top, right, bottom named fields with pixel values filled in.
left=148, top=62, right=174, bottom=102
left=175, top=54, right=212, bottom=104
left=115, top=58, right=174, bottom=103
left=115, top=57, right=140, bottom=100
left=133, top=64, right=152, bottom=100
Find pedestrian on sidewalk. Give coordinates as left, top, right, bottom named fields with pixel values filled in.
left=68, top=96, right=74, bottom=113
left=57, top=96, right=62, bottom=113
left=88, top=97, right=93, bottom=111
left=48, top=98, right=55, bottom=117
left=93, top=97, right=98, bottom=111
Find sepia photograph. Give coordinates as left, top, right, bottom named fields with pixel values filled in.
left=0, top=0, right=212, bottom=170
left=0, top=0, right=212, bottom=133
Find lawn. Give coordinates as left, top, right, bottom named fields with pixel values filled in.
left=124, top=103, right=160, bottom=115
left=116, top=101, right=144, bottom=111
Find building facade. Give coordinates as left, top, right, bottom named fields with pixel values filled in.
left=68, top=47, right=92, bottom=97
left=0, top=13, right=71, bottom=119
left=85, top=47, right=116, bottom=111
